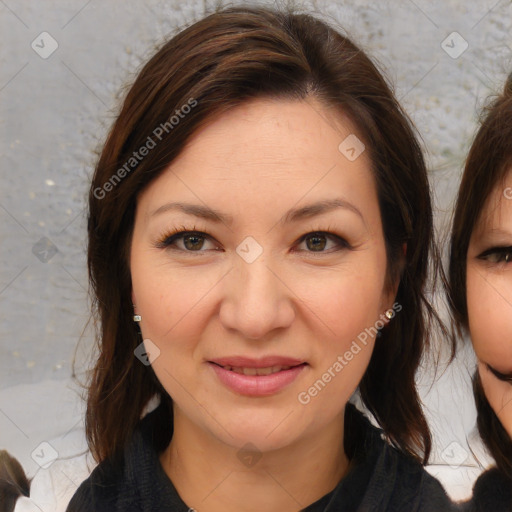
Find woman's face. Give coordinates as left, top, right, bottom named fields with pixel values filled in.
left=130, top=97, right=397, bottom=452
left=466, top=169, right=512, bottom=438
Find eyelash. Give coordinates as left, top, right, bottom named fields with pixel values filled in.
left=153, top=224, right=352, bottom=255
left=477, top=246, right=512, bottom=265
left=487, top=364, right=512, bottom=383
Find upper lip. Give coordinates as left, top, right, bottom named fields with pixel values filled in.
left=209, top=356, right=306, bottom=368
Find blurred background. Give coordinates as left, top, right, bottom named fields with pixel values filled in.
left=1, top=0, right=511, bottom=509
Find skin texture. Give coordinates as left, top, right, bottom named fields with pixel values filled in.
left=467, top=169, right=512, bottom=439
left=130, top=97, right=397, bottom=511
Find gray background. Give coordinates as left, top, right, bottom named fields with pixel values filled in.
left=1, top=0, right=511, bottom=508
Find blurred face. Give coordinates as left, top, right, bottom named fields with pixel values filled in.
left=466, top=169, right=512, bottom=438
left=130, top=97, right=397, bottom=453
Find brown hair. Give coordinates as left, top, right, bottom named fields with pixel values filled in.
left=448, top=75, right=512, bottom=479
left=0, top=450, right=30, bottom=511
left=84, top=4, right=444, bottom=466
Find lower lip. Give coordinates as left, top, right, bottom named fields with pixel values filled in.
left=208, top=362, right=307, bottom=396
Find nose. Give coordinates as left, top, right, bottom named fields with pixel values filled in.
left=218, top=255, right=295, bottom=340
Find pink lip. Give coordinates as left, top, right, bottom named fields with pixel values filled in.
left=208, top=357, right=307, bottom=396
left=210, top=356, right=305, bottom=368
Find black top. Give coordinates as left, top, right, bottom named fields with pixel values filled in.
left=67, top=402, right=456, bottom=512
left=458, top=467, right=512, bottom=512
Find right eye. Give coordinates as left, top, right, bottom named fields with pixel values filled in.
left=487, top=363, right=512, bottom=383
left=155, top=227, right=220, bottom=253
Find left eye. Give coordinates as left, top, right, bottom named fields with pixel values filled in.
left=478, top=246, right=512, bottom=264
left=161, top=232, right=216, bottom=252
left=487, top=364, right=512, bottom=383
left=295, top=232, right=348, bottom=252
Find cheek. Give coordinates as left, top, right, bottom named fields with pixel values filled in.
left=130, top=261, right=220, bottom=404
left=329, top=279, right=383, bottom=338
left=298, top=258, right=388, bottom=373
left=294, top=274, right=381, bottom=420
left=467, top=265, right=512, bottom=363
left=293, top=259, right=387, bottom=338
left=132, top=263, right=212, bottom=401
left=479, top=364, right=512, bottom=439
left=132, top=254, right=216, bottom=342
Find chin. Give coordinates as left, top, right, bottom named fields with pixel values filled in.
left=208, top=407, right=305, bottom=452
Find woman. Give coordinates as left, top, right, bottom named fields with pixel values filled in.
left=448, top=75, right=512, bottom=511
left=67, top=5, right=454, bottom=511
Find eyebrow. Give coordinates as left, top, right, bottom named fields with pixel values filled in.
left=149, top=198, right=364, bottom=225
left=478, top=227, right=512, bottom=236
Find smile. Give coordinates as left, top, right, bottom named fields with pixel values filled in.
left=208, top=359, right=307, bottom=396
left=219, top=365, right=294, bottom=376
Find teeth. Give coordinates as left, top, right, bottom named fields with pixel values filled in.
left=223, top=365, right=292, bottom=376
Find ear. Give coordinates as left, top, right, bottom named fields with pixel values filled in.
left=131, top=290, right=136, bottom=306
left=382, top=242, right=407, bottom=312
left=382, top=286, right=398, bottom=315
left=394, top=242, right=407, bottom=297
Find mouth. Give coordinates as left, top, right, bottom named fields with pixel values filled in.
left=207, top=357, right=308, bottom=396
left=211, top=362, right=306, bottom=376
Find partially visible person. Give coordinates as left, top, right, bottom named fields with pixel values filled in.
left=0, top=450, right=30, bottom=512
left=448, top=74, right=512, bottom=511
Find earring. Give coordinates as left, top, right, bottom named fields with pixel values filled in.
left=385, top=309, right=394, bottom=319
left=133, top=314, right=141, bottom=322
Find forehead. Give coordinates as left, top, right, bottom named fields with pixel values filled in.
left=138, top=97, right=376, bottom=209
left=473, top=168, right=512, bottom=234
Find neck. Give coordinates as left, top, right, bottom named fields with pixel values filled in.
left=159, top=407, right=350, bottom=512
